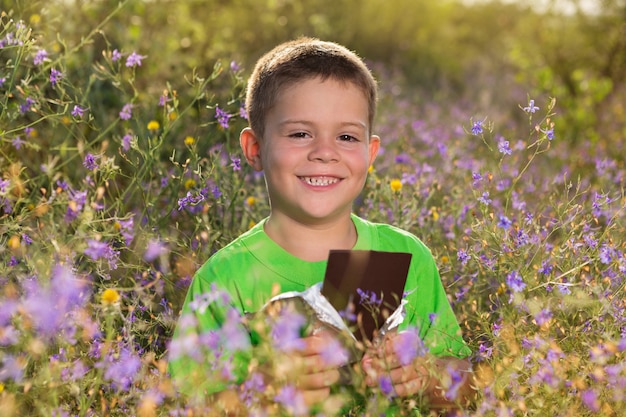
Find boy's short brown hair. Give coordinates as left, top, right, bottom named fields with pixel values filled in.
left=245, top=37, right=378, bottom=138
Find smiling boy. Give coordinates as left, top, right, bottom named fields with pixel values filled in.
left=169, top=37, right=474, bottom=412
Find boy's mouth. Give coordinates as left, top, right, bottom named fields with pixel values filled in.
left=300, top=176, right=340, bottom=186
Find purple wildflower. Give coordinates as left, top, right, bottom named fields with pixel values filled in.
left=221, top=308, right=251, bottom=351
left=19, top=97, right=35, bottom=114
left=542, top=128, right=555, bottom=140
left=379, top=375, right=395, bottom=397
left=211, top=184, right=222, bottom=199
left=33, top=49, right=48, bottom=65
left=581, top=389, right=600, bottom=412
left=71, top=105, right=86, bottom=117
left=270, top=309, right=307, bottom=352
left=22, top=265, right=90, bottom=340
left=497, top=214, right=512, bottom=230
left=445, top=366, right=465, bottom=400
left=393, top=328, right=427, bottom=366
left=0, top=325, right=18, bottom=346
left=471, top=120, right=483, bottom=135
left=538, top=260, right=553, bottom=275
left=0, top=179, right=9, bottom=193
left=497, top=136, right=512, bottom=155
left=0, top=300, right=18, bottom=327
left=21, top=233, right=32, bottom=245
left=319, top=337, right=349, bottom=367
left=230, top=155, right=241, bottom=171
left=0, top=77, right=5, bottom=87
left=457, top=249, right=471, bottom=266
left=215, top=106, right=232, bottom=129
left=230, top=60, right=241, bottom=72
left=49, top=68, right=63, bottom=86
left=102, top=347, right=142, bottom=391
left=472, top=171, right=483, bottom=186
left=534, top=308, right=553, bottom=326
left=12, top=136, right=25, bottom=149
left=356, top=288, right=382, bottom=308
left=119, top=103, right=133, bottom=120
left=428, top=312, right=438, bottom=324
left=529, top=362, right=559, bottom=388
left=557, top=284, right=572, bottom=295
left=65, top=189, right=87, bottom=222
left=523, top=99, right=540, bottom=113
left=395, top=153, right=412, bottom=164
left=117, top=216, right=135, bottom=246
left=83, top=153, right=98, bottom=170
left=239, top=105, right=248, bottom=119
left=599, top=244, right=614, bottom=264
left=111, top=49, right=122, bottom=62
left=274, top=385, right=308, bottom=416
left=122, top=133, right=133, bottom=151
left=506, top=271, right=526, bottom=293
left=242, top=372, right=266, bottom=406
left=177, top=191, right=205, bottom=211
left=478, top=191, right=492, bottom=206
left=84, top=239, right=116, bottom=262
left=125, top=51, right=146, bottom=67
left=478, top=343, right=493, bottom=359
left=0, top=354, right=25, bottom=383
left=144, top=238, right=168, bottom=262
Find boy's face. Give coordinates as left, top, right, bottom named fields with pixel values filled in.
left=241, top=76, right=380, bottom=225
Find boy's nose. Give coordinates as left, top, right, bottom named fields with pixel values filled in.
left=308, top=137, right=340, bottom=163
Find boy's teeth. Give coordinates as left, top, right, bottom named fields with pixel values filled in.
left=302, top=177, right=339, bottom=186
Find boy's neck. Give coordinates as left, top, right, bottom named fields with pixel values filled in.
left=264, top=213, right=357, bottom=262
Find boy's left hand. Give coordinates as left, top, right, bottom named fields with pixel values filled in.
left=361, top=331, right=431, bottom=397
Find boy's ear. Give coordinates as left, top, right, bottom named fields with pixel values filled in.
left=240, top=127, right=263, bottom=171
left=368, top=134, right=381, bottom=167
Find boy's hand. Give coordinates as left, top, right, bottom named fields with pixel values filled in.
left=361, top=331, right=431, bottom=397
left=361, top=331, right=474, bottom=408
left=274, top=328, right=346, bottom=406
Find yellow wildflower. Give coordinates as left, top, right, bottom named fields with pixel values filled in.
left=184, top=136, right=195, bottom=146
left=168, top=111, right=178, bottom=121
left=368, top=165, right=375, bottom=173
left=246, top=196, right=256, bottom=206
left=147, top=120, right=160, bottom=131
left=8, top=235, right=20, bottom=249
left=101, top=288, right=121, bottom=305
left=29, top=14, right=41, bottom=25
left=431, top=207, right=440, bottom=221
left=389, top=179, right=402, bottom=192
left=184, top=179, right=196, bottom=190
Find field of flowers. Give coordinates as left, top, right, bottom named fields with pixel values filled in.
left=1, top=1, right=625, bottom=416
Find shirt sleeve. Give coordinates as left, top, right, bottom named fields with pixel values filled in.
left=167, top=263, right=252, bottom=398
left=399, top=238, right=471, bottom=358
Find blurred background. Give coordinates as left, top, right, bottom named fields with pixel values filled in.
left=4, top=0, right=625, bottom=150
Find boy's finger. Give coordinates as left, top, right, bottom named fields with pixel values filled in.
left=301, top=387, right=332, bottom=406
left=296, top=368, right=341, bottom=391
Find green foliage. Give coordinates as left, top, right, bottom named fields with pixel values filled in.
left=0, top=1, right=625, bottom=416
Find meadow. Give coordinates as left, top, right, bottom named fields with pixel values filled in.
left=1, top=0, right=625, bottom=415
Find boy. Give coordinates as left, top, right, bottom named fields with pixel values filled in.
left=169, top=37, right=474, bottom=412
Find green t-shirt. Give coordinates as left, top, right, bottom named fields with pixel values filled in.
left=169, top=213, right=470, bottom=396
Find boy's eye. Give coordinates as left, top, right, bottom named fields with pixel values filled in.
left=289, top=132, right=309, bottom=138
left=338, top=134, right=358, bottom=142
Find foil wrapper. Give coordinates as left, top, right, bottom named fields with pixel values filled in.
left=257, top=282, right=408, bottom=363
